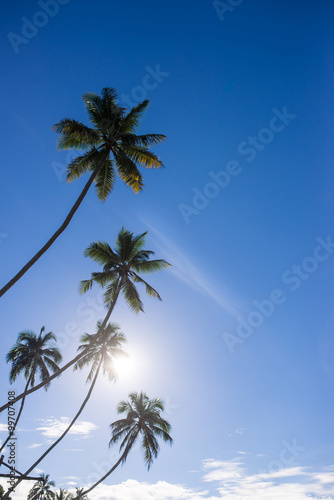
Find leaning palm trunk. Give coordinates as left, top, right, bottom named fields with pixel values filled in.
left=0, top=373, right=33, bottom=453
left=0, top=154, right=106, bottom=298
left=4, top=358, right=103, bottom=499
left=0, top=281, right=122, bottom=414
left=75, top=450, right=128, bottom=499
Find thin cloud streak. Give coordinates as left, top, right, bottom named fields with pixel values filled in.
left=145, top=224, right=243, bottom=318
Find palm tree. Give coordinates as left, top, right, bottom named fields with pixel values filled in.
left=0, top=327, right=62, bottom=453
left=76, top=392, right=173, bottom=499
left=0, top=485, right=11, bottom=500
left=73, top=489, right=88, bottom=500
left=0, top=88, right=165, bottom=297
left=27, top=474, right=55, bottom=500
left=7, top=323, right=126, bottom=496
left=54, top=489, right=73, bottom=500
left=0, top=228, right=170, bottom=414
left=79, top=226, right=171, bottom=325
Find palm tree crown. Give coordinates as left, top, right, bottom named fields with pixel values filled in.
left=111, top=391, right=173, bottom=469
left=54, top=489, right=73, bottom=500
left=74, top=322, right=127, bottom=382
left=79, top=227, right=171, bottom=314
left=1, top=327, right=61, bottom=454
left=27, top=474, right=55, bottom=500
left=6, top=326, right=62, bottom=390
left=52, top=87, right=166, bottom=199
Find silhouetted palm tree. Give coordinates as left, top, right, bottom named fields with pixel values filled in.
left=79, top=226, right=171, bottom=323
left=0, top=88, right=165, bottom=297
left=1, top=327, right=62, bottom=453
left=54, top=489, right=73, bottom=500
left=73, top=489, right=88, bottom=500
left=27, top=474, right=55, bottom=500
left=76, top=392, right=172, bottom=498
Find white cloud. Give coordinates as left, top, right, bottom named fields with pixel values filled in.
left=201, top=457, right=334, bottom=500
left=80, top=479, right=214, bottom=500
left=1, top=457, right=334, bottom=500
left=27, top=443, right=42, bottom=449
left=36, top=418, right=98, bottom=439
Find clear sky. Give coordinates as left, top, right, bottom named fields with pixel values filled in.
left=1, top=0, right=334, bottom=499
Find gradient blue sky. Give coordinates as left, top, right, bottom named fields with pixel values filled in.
left=1, top=1, right=334, bottom=498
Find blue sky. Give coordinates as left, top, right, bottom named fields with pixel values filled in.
left=1, top=0, right=334, bottom=498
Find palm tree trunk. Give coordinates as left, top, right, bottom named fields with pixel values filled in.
left=98, top=277, right=123, bottom=329
left=75, top=449, right=128, bottom=499
left=0, top=373, right=33, bottom=453
left=0, top=153, right=107, bottom=298
left=3, top=357, right=103, bottom=499
left=0, top=279, right=124, bottom=414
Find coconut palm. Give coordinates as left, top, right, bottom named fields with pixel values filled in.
left=7, top=323, right=126, bottom=496
left=0, top=327, right=62, bottom=453
left=79, top=226, right=171, bottom=324
left=0, top=228, right=169, bottom=414
left=76, top=392, right=173, bottom=499
left=27, top=474, right=55, bottom=500
left=54, top=489, right=73, bottom=500
left=0, top=485, right=11, bottom=500
left=73, top=489, right=88, bottom=500
left=0, top=88, right=165, bottom=297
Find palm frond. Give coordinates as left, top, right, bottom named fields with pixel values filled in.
left=131, top=259, right=171, bottom=274
left=113, top=148, right=144, bottom=193
left=52, top=118, right=100, bottom=150
left=121, top=278, right=144, bottom=313
left=120, top=100, right=150, bottom=132
left=78, top=278, right=94, bottom=295
left=131, top=273, right=161, bottom=300
left=122, top=145, right=164, bottom=169
left=83, top=241, right=118, bottom=265
left=120, top=133, right=166, bottom=147
left=94, top=158, right=115, bottom=201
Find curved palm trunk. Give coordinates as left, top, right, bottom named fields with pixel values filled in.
left=0, top=279, right=123, bottom=414
left=75, top=449, right=128, bottom=499
left=0, top=154, right=107, bottom=298
left=0, top=373, right=33, bottom=453
left=3, top=357, right=103, bottom=499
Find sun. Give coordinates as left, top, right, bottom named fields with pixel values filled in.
left=113, top=354, right=135, bottom=379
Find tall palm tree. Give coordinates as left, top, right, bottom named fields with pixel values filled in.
left=0, top=88, right=165, bottom=297
left=0, top=228, right=170, bottom=414
left=6, top=323, right=126, bottom=497
left=27, top=474, right=55, bottom=500
left=0, top=327, right=62, bottom=453
left=76, top=392, right=173, bottom=499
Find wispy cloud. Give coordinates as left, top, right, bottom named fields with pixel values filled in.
left=36, top=417, right=98, bottom=439
left=146, top=224, right=242, bottom=318
left=27, top=443, right=42, bottom=449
